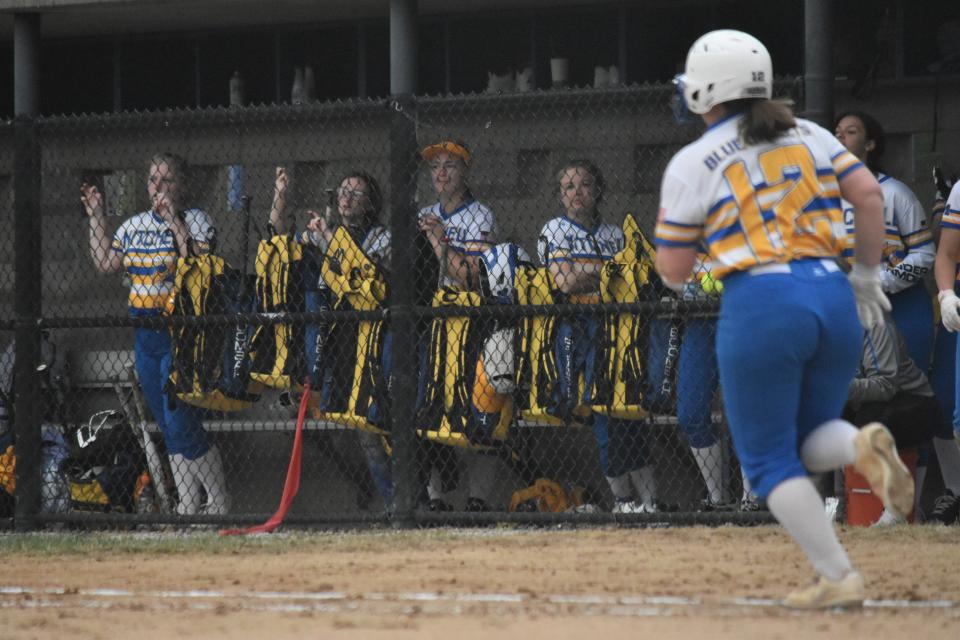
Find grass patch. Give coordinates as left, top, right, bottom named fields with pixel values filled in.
left=0, top=526, right=538, bottom=556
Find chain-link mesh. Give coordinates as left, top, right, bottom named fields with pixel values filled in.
left=2, top=83, right=804, bottom=528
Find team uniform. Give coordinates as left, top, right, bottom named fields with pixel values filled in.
left=418, top=199, right=496, bottom=287
left=111, top=209, right=213, bottom=459
left=841, top=174, right=934, bottom=369
left=646, top=252, right=724, bottom=505
left=935, top=182, right=960, bottom=438
left=416, top=200, right=500, bottom=510
left=111, top=207, right=229, bottom=515
left=655, top=114, right=862, bottom=499
left=539, top=216, right=655, bottom=507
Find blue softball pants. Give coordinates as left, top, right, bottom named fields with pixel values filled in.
left=646, top=316, right=719, bottom=449
left=134, top=327, right=210, bottom=459
left=888, top=284, right=934, bottom=374
left=716, top=259, right=862, bottom=499
left=929, top=326, right=960, bottom=439
left=554, top=314, right=649, bottom=477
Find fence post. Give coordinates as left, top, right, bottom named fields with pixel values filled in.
left=12, top=114, right=42, bottom=531
left=388, top=94, right=420, bottom=528
left=12, top=12, right=43, bottom=532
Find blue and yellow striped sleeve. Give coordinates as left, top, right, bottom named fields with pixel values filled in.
left=830, top=150, right=863, bottom=180
left=654, top=219, right=703, bottom=247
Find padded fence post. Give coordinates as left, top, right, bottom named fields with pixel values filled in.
left=387, top=94, right=420, bottom=528
left=12, top=114, right=42, bottom=531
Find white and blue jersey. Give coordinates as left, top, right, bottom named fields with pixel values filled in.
left=538, top=215, right=624, bottom=303
left=842, top=174, right=934, bottom=370
left=418, top=199, right=496, bottom=256
left=840, top=173, right=933, bottom=294
left=111, top=209, right=214, bottom=316
left=654, top=115, right=853, bottom=278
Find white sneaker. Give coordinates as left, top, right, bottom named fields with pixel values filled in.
left=783, top=571, right=865, bottom=610
left=854, top=423, right=914, bottom=519
left=824, top=497, right=840, bottom=522
left=613, top=499, right=657, bottom=514
left=871, top=507, right=905, bottom=527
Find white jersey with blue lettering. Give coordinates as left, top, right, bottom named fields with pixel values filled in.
left=654, top=114, right=855, bottom=279
left=111, top=208, right=214, bottom=315
left=538, top=215, right=624, bottom=302
left=418, top=199, right=496, bottom=256
left=840, top=173, right=933, bottom=294
left=939, top=182, right=960, bottom=287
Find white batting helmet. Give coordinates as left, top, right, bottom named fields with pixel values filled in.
left=676, top=29, right=772, bottom=115
left=478, top=243, right=533, bottom=304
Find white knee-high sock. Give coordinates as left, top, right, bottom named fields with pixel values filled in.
left=740, top=468, right=757, bottom=501
left=933, top=437, right=960, bottom=494
left=767, top=476, right=853, bottom=582
left=691, top=443, right=725, bottom=504
left=427, top=467, right=447, bottom=502
left=629, top=466, right=657, bottom=505
left=800, top=419, right=858, bottom=472
left=169, top=453, right=202, bottom=515
left=189, top=444, right=230, bottom=515
left=606, top=473, right=632, bottom=500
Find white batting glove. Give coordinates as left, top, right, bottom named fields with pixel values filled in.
left=939, top=290, right=960, bottom=332
left=848, top=263, right=891, bottom=329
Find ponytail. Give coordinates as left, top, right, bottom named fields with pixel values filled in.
left=729, top=99, right=796, bottom=145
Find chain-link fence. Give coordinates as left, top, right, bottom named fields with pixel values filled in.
left=2, top=83, right=805, bottom=529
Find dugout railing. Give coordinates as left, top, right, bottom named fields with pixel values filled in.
left=1, top=82, right=804, bottom=530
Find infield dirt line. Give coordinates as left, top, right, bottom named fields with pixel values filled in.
left=1, top=585, right=957, bottom=616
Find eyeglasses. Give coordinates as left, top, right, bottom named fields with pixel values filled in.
left=337, top=187, right=367, bottom=199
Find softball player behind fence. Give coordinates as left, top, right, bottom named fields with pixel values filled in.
left=539, top=159, right=657, bottom=513
left=654, top=29, right=912, bottom=609
left=834, top=110, right=935, bottom=369
left=82, top=153, right=230, bottom=516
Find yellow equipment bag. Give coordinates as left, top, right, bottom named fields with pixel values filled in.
left=416, top=288, right=513, bottom=449
left=316, top=226, right=390, bottom=435
left=166, top=254, right=263, bottom=412
left=514, top=265, right=590, bottom=427
left=248, top=235, right=308, bottom=390
left=591, top=214, right=659, bottom=419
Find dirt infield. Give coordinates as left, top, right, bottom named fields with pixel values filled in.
left=4, top=525, right=959, bottom=639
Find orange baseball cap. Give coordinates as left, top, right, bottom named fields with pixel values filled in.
left=421, top=140, right=472, bottom=166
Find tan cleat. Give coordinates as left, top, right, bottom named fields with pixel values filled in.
left=854, top=422, right=914, bottom=519
left=783, top=571, right=865, bottom=610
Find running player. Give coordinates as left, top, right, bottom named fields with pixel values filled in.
left=835, top=111, right=935, bottom=368
left=539, top=159, right=657, bottom=513
left=654, top=29, right=912, bottom=608
left=81, top=152, right=230, bottom=516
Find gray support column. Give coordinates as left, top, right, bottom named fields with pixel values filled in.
left=390, top=0, right=417, bottom=94
left=803, top=0, right=834, bottom=127
left=12, top=12, right=42, bottom=531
